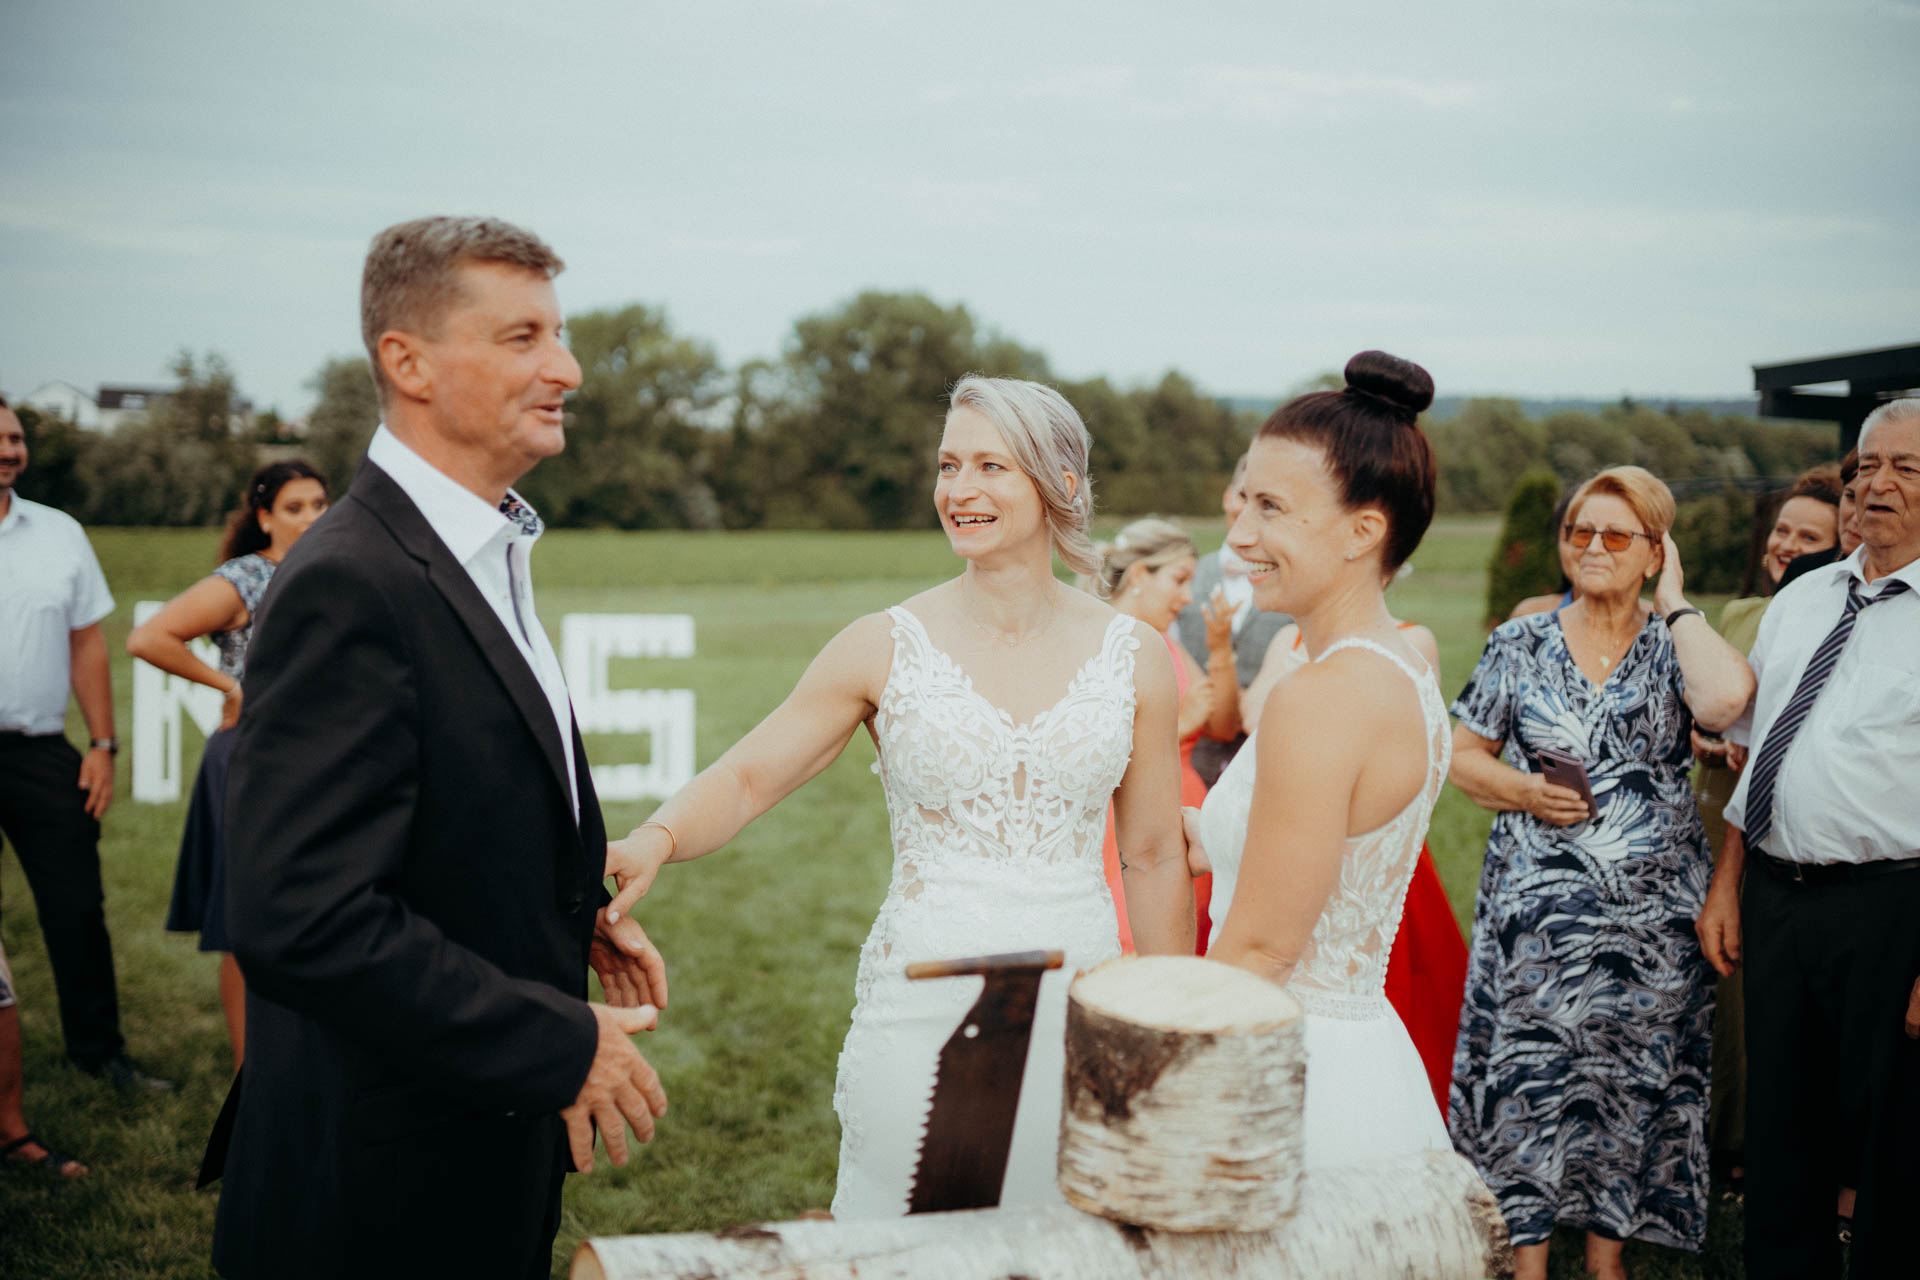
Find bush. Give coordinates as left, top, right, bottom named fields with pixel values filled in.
left=1483, top=469, right=1564, bottom=625
left=1670, top=486, right=1756, bottom=596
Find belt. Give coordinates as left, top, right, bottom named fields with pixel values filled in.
left=1755, top=851, right=1920, bottom=886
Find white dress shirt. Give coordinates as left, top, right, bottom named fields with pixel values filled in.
left=0, top=495, right=115, bottom=734
left=1724, top=547, right=1920, bottom=864
left=366, top=427, right=578, bottom=821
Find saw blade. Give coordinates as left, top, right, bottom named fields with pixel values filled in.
left=904, top=949, right=1063, bottom=1214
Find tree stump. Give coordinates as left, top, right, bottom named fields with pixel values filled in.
left=1056, top=955, right=1305, bottom=1232
left=571, top=1149, right=1514, bottom=1280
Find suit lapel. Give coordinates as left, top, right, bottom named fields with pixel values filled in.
left=349, top=462, right=577, bottom=825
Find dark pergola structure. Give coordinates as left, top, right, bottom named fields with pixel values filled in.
left=1753, top=342, right=1920, bottom=454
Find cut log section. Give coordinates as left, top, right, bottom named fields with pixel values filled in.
left=571, top=1148, right=1514, bottom=1280
left=1057, top=955, right=1305, bottom=1232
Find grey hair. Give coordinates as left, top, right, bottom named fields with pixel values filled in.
left=1091, top=517, right=1196, bottom=598
left=1861, top=397, right=1920, bottom=441
left=947, top=374, right=1099, bottom=579
left=361, top=215, right=565, bottom=401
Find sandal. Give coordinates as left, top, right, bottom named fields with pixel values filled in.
left=0, top=1131, right=88, bottom=1179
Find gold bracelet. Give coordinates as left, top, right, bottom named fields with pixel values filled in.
left=639, top=819, right=678, bottom=860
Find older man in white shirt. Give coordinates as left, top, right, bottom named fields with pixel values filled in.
left=1697, top=397, right=1920, bottom=1280
left=0, top=399, right=171, bottom=1096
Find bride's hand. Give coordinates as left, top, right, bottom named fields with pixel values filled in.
left=1181, top=806, right=1211, bottom=878
left=605, top=823, right=676, bottom=923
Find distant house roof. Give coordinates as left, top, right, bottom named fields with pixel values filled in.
left=96, top=384, right=177, bottom=411
left=1753, top=342, right=1920, bottom=453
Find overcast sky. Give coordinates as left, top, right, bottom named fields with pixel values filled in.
left=3, top=0, right=1916, bottom=416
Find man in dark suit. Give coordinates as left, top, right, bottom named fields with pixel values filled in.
left=209, top=217, right=668, bottom=1279
left=1175, top=453, right=1291, bottom=786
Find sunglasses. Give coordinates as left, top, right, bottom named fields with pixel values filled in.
left=1563, top=523, right=1657, bottom=552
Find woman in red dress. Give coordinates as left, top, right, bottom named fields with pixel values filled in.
left=1090, top=519, right=1239, bottom=952
left=1241, top=617, right=1468, bottom=1116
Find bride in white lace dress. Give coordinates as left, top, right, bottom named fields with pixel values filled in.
left=603, top=376, right=1194, bottom=1217
left=1188, top=351, right=1454, bottom=1170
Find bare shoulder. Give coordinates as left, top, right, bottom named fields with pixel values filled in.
left=1287, top=641, right=1423, bottom=730
left=1266, top=621, right=1301, bottom=660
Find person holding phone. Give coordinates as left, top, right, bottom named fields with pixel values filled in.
left=1446, top=466, right=1754, bottom=1280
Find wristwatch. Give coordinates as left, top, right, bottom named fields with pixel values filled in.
left=89, top=737, right=119, bottom=755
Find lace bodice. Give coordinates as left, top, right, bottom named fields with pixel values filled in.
left=1199, top=636, right=1452, bottom=1019
left=872, top=606, right=1141, bottom=884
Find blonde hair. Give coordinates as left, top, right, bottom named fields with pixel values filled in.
left=1568, top=465, right=1676, bottom=540
left=1089, top=517, right=1196, bottom=599
left=948, top=374, right=1098, bottom=578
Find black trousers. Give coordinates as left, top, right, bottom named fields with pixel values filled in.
left=0, top=732, right=124, bottom=1066
left=1742, top=855, right=1920, bottom=1280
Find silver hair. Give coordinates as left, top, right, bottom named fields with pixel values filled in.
left=1092, top=517, right=1196, bottom=598
left=1861, top=397, right=1920, bottom=441
left=947, top=374, right=1099, bottom=580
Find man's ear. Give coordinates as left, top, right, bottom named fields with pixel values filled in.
left=378, top=331, right=432, bottom=404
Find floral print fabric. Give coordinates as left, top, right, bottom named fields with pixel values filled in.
left=1447, top=611, right=1714, bottom=1251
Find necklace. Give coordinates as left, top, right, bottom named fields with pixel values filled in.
left=962, top=574, right=1059, bottom=647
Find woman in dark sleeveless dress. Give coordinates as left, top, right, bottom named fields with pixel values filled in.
left=128, top=460, right=328, bottom=1069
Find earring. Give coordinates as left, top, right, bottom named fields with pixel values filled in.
left=1129, top=587, right=1142, bottom=597
left=1344, top=551, right=1356, bottom=561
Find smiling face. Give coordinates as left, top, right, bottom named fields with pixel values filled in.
left=258, top=477, right=330, bottom=558
left=1120, top=553, right=1198, bottom=631
left=1225, top=435, right=1361, bottom=615
left=1763, top=494, right=1839, bottom=584
left=1855, top=411, right=1920, bottom=566
left=411, top=259, right=581, bottom=487
left=936, top=406, right=1052, bottom=561
left=0, top=409, right=25, bottom=497
left=1566, top=492, right=1660, bottom=604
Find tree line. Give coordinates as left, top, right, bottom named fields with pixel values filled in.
left=14, top=290, right=1836, bottom=540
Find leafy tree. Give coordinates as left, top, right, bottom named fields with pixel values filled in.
left=1431, top=398, right=1546, bottom=513
left=302, top=356, right=381, bottom=497
left=1483, top=469, right=1565, bottom=625
left=515, top=305, right=727, bottom=529
left=1671, top=486, right=1758, bottom=596
left=10, top=404, right=95, bottom=514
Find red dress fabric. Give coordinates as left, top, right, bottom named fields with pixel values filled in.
left=1385, top=844, right=1468, bottom=1118
left=1102, top=629, right=1212, bottom=954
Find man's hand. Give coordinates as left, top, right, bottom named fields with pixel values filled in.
left=1905, top=977, right=1920, bottom=1040
left=1202, top=587, right=1241, bottom=655
left=589, top=914, right=669, bottom=1011
left=1695, top=871, right=1743, bottom=977
left=78, top=748, right=114, bottom=819
left=561, top=1003, right=667, bottom=1173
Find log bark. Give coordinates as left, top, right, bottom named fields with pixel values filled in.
left=571, top=1148, right=1514, bottom=1280
left=1057, top=955, right=1305, bottom=1231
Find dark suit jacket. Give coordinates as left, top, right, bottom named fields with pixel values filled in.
left=210, top=461, right=607, bottom=1280
left=1174, top=548, right=1291, bottom=787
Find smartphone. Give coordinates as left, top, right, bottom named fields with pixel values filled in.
left=1534, top=745, right=1599, bottom=822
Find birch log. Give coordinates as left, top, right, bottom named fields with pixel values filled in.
left=1057, top=955, right=1304, bottom=1231
left=571, top=1148, right=1514, bottom=1280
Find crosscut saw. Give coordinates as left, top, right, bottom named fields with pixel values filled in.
left=905, top=949, right=1065, bottom=1215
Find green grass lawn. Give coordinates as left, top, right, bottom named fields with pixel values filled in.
left=1, top=517, right=1741, bottom=1278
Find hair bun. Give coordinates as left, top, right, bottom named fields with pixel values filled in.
left=1344, top=350, right=1434, bottom=418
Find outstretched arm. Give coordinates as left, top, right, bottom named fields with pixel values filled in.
left=1113, top=623, right=1195, bottom=956
left=605, top=612, right=891, bottom=920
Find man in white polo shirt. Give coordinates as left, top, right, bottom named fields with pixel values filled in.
left=1697, top=396, right=1920, bottom=1280
left=0, top=398, right=171, bottom=1094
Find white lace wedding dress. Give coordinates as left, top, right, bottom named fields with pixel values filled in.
left=830, top=605, right=1138, bottom=1218
left=1198, top=636, right=1454, bottom=1169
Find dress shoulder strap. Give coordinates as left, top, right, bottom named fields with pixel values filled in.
left=1314, top=634, right=1431, bottom=685
left=1100, top=612, right=1143, bottom=681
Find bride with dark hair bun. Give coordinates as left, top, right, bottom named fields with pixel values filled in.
left=1185, top=350, right=1455, bottom=1170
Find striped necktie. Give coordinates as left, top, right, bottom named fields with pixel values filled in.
left=1742, top=576, right=1911, bottom=849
